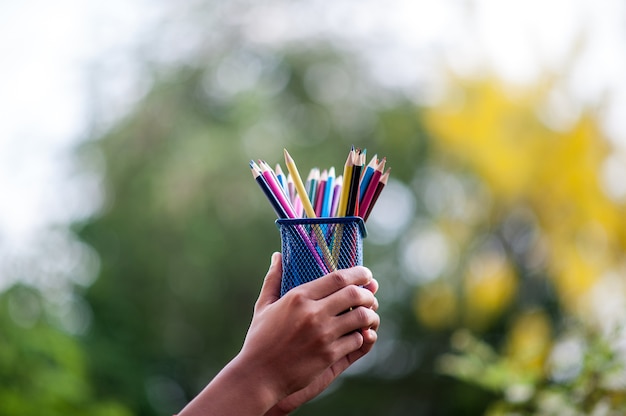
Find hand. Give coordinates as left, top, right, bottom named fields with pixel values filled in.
left=246, top=252, right=380, bottom=415
left=178, top=252, right=380, bottom=416
left=265, top=274, right=379, bottom=416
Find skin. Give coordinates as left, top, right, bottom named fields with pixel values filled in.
left=178, top=252, right=380, bottom=416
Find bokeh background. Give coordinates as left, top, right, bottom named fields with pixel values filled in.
left=2, top=1, right=626, bottom=415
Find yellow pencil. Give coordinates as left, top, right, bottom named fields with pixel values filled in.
left=336, top=147, right=355, bottom=217
left=284, top=148, right=336, bottom=270
left=284, top=149, right=316, bottom=218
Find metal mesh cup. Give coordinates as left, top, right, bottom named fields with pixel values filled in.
left=276, top=216, right=367, bottom=297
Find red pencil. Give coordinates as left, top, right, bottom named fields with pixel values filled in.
left=359, top=157, right=385, bottom=218
left=363, top=168, right=390, bottom=222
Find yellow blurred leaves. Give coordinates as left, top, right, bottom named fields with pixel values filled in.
left=426, top=81, right=544, bottom=200
left=504, top=310, right=552, bottom=377
left=464, top=252, right=517, bottom=331
left=414, top=251, right=517, bottom=332
left=414, top=282, right=458, bottom=330
left=424, top=76, right=626, bottom=320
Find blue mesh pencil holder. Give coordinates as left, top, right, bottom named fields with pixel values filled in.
left=276, top=216, right=367, bottom=297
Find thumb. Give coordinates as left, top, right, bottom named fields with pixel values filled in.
left=255, top=252, right=283, bottom=309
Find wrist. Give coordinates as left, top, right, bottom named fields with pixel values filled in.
left=179, top=353, right=280, bottom=416
left=227, top=353, right=282, bottom=412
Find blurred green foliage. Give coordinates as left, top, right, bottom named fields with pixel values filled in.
left=73, top=44, right=486, bottom=415
left=3, top=10, right=625, bottom=416
left=439, top=326, right=626, bottom=415
left=0, top=285, right=132, bottom=416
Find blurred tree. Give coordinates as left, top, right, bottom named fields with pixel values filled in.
left=426, top=77, right=626, bottom=414
left=0, top=284, right=132, bottom=416
left=72, top=21, right=626, bottom=416
left=76, top=43, right=482, bottom=415
left=426, top=77, right=625, bottom=316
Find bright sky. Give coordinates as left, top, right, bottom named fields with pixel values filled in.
left=1, top=0, right=625, bottom=288
left=0, top=1, right=158, bottom=242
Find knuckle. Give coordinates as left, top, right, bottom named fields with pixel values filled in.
left=345, top=285, right=361, bottom=301
left=348, top=286, right=375, bottom=308
left=354, top=306, right=370, bottom=324
left=371, top=311, right=381, bottom=328
left=348, top=331, right=364, bottom=350
left=352, top=266, right=372, bottom=283
left=331, top=270, right=348, bottom=288
left=297, top=306, right=325, bottom=334
left=319, top=343, right=336, bottom=362
left=287, top=290, right=308, bottom=307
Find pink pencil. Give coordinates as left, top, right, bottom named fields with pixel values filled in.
left=260, top=162, right=329, bottom=273
left=260, top=164, right=297, bottom=218
left=358, top=158, right=385, bottom=218
left=293, top=193, right=304, bottom=218
left=330, top=175, right=342, bottom=217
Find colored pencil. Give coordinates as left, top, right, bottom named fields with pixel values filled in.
left=275, top=163, right=287, bottom=194
left=359, top=157, right=385, bottom=218
left=314, top=169, right=327, bottom=217
left=293, top=194, right=304, bottom=218
left=337, top=147, right=355, bottom=217
left=330, top=175, right=342, bottom=217
left=363, top=168, right=390, bottom=222
left=306, top=167, right=319, bottom=214
left=284, top=149, right=335, bottom=270
left=322, top=167, right=335, bottom=217
left=252, top=146, right=390, bottom=221
left=287, top=174, right=296, bottom=205
left=346, top=150, right=363, bottom=217
left=359, top=154, right=378, bottom=202
left=284, top=150, right=316, bottom=218
left=254, top=160, right=329, bottom=275
left=250, top=161, right=287, bottom=218
left=259, top=161, right=296, bottom=218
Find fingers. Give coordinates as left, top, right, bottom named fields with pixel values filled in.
left=361, top=327, right=378, bottom=345
left=255, top=252, right=283, bottom=310
left=334, top=306, right=380, bottom=338
left=304, top=266, right=373, bottom=300
left=362, top=278, right=379, bottom=295
left=330, top=329, right=365, bottom=360
left=324, top=285, right=377, bottom=316
left=340, top=326, right=378, bottom=366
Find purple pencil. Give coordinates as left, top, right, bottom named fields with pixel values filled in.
left=330, top=175, right=342, bottom=217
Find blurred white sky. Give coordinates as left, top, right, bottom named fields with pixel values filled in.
left=1, top=0, right=625, bottom=282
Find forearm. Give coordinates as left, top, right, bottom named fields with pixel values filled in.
left=178, top=354, right=279, bottom=416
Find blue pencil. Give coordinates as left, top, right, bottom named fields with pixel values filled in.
left=321, top=166, right=335, bottom=217
left=250, top=161, right=287, bottom=218
left=275, top=163, right=287, bottom=194
left=359, top=154, right=378, bottom=202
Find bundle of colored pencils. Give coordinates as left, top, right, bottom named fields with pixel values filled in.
left=250, top=147, right=390, bottom=222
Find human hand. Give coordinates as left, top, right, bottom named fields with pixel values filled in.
left=265, top=270, right=379, bottom=416
left=241, top=252, right=379, bottom=415
left=177, top=252, right=380, bottom=416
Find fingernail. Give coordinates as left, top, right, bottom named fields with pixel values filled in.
left=271, top=252, right=280, bottom=266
